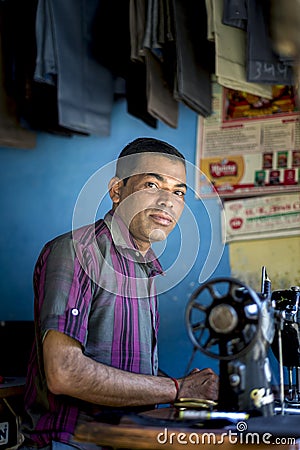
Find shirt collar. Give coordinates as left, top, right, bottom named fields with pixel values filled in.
left=104, top=209, right=164, bottom=275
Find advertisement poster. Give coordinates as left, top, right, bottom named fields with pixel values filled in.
left=223, top=193, right=300, bottom=242
left=196, top=82, right=300, bottom=197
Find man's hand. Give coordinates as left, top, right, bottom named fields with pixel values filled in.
left=178, top=368, right=219, bottom=401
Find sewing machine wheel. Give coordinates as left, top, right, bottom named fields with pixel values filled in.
left=186, top=278, right=262, bottom=361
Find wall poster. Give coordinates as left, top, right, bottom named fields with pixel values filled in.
left=222, top=193, right=300, bottom=242
left=196, top=82, right=300, bottom=198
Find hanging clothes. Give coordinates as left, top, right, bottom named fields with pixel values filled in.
left=0, top=32, right=36, bottom=148
left=206, top=0, right=272, bottom=98
left=142, top=0, right=178, bottom=128
left=129, top=0, right=147, bottom=64
left=172, top=0, right=215, bottom=118
left=145, top=48, right=178, bottom=128
left=93, top=0, right=157, bottom=129
left=0, top=0, right=36, bottom=148
left=246, top=0, right=294, bottom=85
left=222, top=0, right=247, bottom=30
left=34, top=0, right=115, bottom=136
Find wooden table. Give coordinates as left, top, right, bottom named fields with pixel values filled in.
left=75, top=408, right=300, bottom=449
left=0, top=377, right=26, bottom=399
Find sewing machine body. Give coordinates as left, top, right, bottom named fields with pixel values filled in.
left=185, top=271, right=300, bottom=416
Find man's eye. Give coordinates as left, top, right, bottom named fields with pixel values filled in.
left=174, top=190, right=185, bottom=197
left=146, top=182, right=158, bottom=189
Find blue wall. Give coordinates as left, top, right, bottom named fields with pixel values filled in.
left=0, top=100, right=230, bottom=377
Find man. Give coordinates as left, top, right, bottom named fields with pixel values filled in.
left=20, top=138, right=218, bottom=449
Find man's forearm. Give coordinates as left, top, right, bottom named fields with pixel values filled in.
left=43, top=330, right=177, bottom=406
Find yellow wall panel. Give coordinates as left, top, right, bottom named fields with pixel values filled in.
left=229, top=236, right=300, bottom=292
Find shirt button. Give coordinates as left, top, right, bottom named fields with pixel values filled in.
left=72, top=308, right=79, bottom=316
left=135, top=251, right=140, bottom=257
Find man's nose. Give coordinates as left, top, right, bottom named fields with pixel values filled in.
left=156, top=190, right=174, bottom=208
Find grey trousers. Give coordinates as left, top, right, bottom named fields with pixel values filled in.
left=34, top=0, right=115, bottom=136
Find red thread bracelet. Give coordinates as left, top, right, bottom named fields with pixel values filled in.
left=170, top=377, right=180, bottom=402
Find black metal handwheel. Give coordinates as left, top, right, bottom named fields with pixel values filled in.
left=185, top=278, right=262, bottom=361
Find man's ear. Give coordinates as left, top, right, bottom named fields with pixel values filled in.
left=108, top=176, right=123, bottom=204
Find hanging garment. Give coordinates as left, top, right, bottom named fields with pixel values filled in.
left=92, top=0, right=157, bottom=129
left=91, top=0, right=130, bottom=80
left=142, top=0, right=178, bottom=128
left=34, top=0, right=115, bottom=136
left=145, top=48, right=178, bottom=128
left=172, top=0, right=214, bottom=117
left=129, top=0, right=147, bottom=63
left=0, top=41, right=36, bottom=148
left=0, top=0, right=88, bottom=137
left=143, top=0, right=161, bottom=51
left=270, top=0, right=300, bottom=61
left=126, top=0, right=157, bottom=128
left=246, top=0, right=294, bottom=85
left=222, top=0, right=247, bottom=30
left=143, top=0, right=174, bottom=50
left=206, top=0, right=272, bottom=98
left=126, top=59, right=158, bottom=128
left=269, top=0, right=300, bottom=103
left=0, top=1, right=36, bottom=148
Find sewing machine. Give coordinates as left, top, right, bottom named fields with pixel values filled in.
left=185, top=268, right=300, bottom=417
left=74, top=268, right=300, bottom=448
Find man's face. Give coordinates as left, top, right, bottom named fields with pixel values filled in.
left=110, top=153, right=187, bottom=253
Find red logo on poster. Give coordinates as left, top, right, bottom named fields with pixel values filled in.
left=209, top=161, right=238, bottom=178
left=230, top=217, right=243, bottom=229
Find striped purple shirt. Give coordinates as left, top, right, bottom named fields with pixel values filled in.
left=22, top=210, right=163, bottom=447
